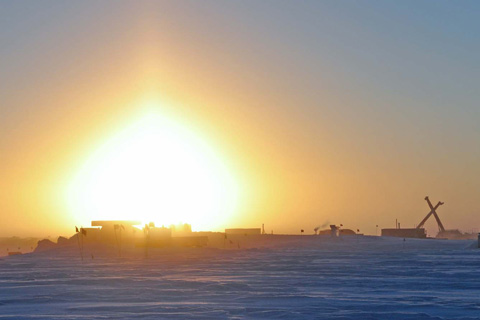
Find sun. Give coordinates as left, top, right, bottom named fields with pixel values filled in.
left=66, top=108, right=238, bottom=231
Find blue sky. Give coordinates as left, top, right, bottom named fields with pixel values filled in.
left=1, top=1, right=479, bottom=235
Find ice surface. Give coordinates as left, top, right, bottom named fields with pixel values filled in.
left=0, top=236, right=479, bottom=319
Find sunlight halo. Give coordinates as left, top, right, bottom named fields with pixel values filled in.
left=66, top=107, right=238, bottom=231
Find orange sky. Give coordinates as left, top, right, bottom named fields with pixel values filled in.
left=1, top=1, right=479, bottom=237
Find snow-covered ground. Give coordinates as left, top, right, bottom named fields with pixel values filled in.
left=0, top=236, right=479, bottom=319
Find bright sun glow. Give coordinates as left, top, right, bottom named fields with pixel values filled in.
left=66, top=108, right=238, bottom=231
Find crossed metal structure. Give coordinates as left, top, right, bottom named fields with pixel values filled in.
left=416, top=196, right=445, bottom=232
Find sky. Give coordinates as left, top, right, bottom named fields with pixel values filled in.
left=1, top=1, right=479, bottom=237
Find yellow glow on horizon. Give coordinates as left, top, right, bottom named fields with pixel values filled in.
left=65, top=103, right=239, bottom=231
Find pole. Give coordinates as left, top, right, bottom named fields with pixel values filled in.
left=114, top=225, right=120, bottom=257
left=119, top=227, right=122, bottom=258
left=76, top=228, right=83, bottom=261
left=80, top=229, right=84, bottom=260
left=144, top=225, right=149, bottom=259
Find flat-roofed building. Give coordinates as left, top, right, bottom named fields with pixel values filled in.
left=381, top=228, right=426, bottom=238
left=91, top=221, right=141, bottom=227
left=225, top=228, right=261, bottom=235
